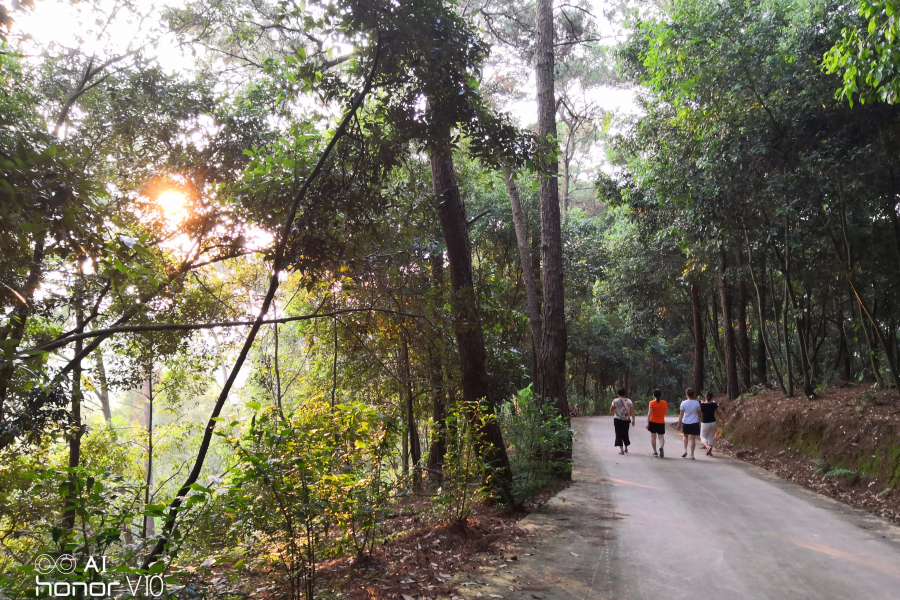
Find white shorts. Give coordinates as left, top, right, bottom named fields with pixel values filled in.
left=700, top=422, right=718, bottom=446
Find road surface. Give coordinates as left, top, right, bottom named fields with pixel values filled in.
left=459, top=416, right=900, bottom=600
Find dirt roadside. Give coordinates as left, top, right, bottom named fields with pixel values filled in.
left=714, top=383, right=900, bottom=525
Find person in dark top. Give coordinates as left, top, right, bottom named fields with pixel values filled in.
left=699, top=391, right=718, bottom=456
left=610, top=388, right=635, bottom=454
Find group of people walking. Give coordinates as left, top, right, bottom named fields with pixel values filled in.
left=609, top=388, right=718, bottom=459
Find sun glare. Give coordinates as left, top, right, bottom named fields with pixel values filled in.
left=157, top=190, right=189, bottom=222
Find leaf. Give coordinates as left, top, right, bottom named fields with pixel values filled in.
left=148, top=561, right=166, bottom=574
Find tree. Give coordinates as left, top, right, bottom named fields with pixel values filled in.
left=535, top=0, right=569, bottom=424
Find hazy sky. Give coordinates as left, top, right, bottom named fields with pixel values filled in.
left=15, top=0, right=637, bottom=127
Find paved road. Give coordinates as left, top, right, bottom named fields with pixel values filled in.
left=460, top=416, right=900, bottom=600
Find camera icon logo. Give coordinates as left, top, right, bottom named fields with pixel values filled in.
left=34, top=554, right=76, bottom=575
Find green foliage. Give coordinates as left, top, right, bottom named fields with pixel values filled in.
left=498, top=386, right=573, bottom=503
left=824, top=467, right=858, bottom=479
left=0, top=464, right=144, bottom=598
left=824, top=1, right=900, bottom=105
left=432, top=403, right=489, bottom=525
left=223, top=401, right=396, bottom=600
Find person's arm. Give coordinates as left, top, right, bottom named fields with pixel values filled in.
left=630, top=401, right=636, bottom=426
left=609, top=401, right=616, bottom=416
left=678, top=408, right=685, bottom=430
left=646, top=403, right=651, bottom=429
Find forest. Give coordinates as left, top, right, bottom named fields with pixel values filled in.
left=2, top=0, right=900, bottom=597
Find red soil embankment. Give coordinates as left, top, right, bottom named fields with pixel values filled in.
left=715, top=384, right=900, bottom=524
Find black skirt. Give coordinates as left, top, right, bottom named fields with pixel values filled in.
left=614, top=418, right=631, bottom=447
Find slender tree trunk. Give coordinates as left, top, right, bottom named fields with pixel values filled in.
left=143, top=368, right=155, bottom=539
left=743, top=231, right=786, bottom=395
left=850, top=280, right=900, bottom=390
left=755, top=279, right=768, bottom=383
left=562, top=138, right=572, bottom=226
left=331, top=317, right=340, bottom=407
left=535, top=0, right=570, bottom=428
left=63, top=301, right=84, bottom=532
left=767, top=212, right=815, bottom=395
left=719, top=249, right=740, bottom=399
left=836, top=299, right=853, bottom=381
left=426, top=252, right=448, bottom=476
left=736, top=250, right=752, bottom=391
left=707, top=293, right=725, bottom=382
left=503, top=168, right=543, bottom=385
left=691, top=284, right=705, bottom=392
left=401, top=332, right=421, bottom=471
left=430, top=140, right=513, bottom=501
left=783, top=275, right=795, bottom=397
left=93, top=350, right=112, bottom=422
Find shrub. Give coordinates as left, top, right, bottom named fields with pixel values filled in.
left=223, top=401, right=396, bottom=600
left=499, top=386, right=572, bottom=503
left=432, top=402, right=487, bottom=526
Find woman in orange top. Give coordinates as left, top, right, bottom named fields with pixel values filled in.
left=646, top=389, right=667, bottom=457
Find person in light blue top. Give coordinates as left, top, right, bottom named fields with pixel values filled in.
left=677, top=388, right=702, bottom=459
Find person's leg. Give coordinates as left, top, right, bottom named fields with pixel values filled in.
left=690, top=434, right=697, bottom=458
left=623, top=425, right=630, bottom=452
left=650, top=432, right=657, bottom=454
left=615, top=420, right=625, bottom=454
left=658, top=433, right=665, bottom=449
left=682, top=430, right=689, bottom=457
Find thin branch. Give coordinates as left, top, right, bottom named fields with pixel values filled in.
left=23, top=308, right=426, bottom=355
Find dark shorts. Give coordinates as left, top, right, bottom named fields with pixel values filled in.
left=682, top=422, right=700, bottom=436
left=648, top=421, right=666, bottom=435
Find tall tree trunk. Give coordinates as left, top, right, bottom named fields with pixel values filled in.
left=719, top=249, right=739, bottom=399
left=63, top=300, right=84, bottom=532
left=782, top=275, right=795, bottom=397
left=400, top=331, right=421, bottom=473
left=755, top=278, right=768, bottom=383
left=561, top=133, right=572, bottom=226
left=426, top=252, right=448, bottom=476
left=836, top=298, right=853, bottom=381
left=143, top=368, right=155, bottom=539
left=430, top=140, right=513, bottom=501
left=93, top=350, right=112, bottom=422
left=503, top=168, right=543, bottom=385
left=535, top=0, right=569, bottom=426
left=691, top=283, right=705, bottom=392
left=735, top=250, right=753, bottom=391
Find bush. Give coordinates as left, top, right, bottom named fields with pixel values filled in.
left=498, top=386, right=572, bottom=503
left=223, top=401, right=397, bottom=600
left=432, top=403, right=487, bottom=526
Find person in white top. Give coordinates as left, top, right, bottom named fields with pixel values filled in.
left=677, top=388, right=702, bottom=459
left=609, top=388, right=635, bottom=455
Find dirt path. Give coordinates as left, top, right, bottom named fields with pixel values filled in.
left=452, top=416, right=900, bottom=600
